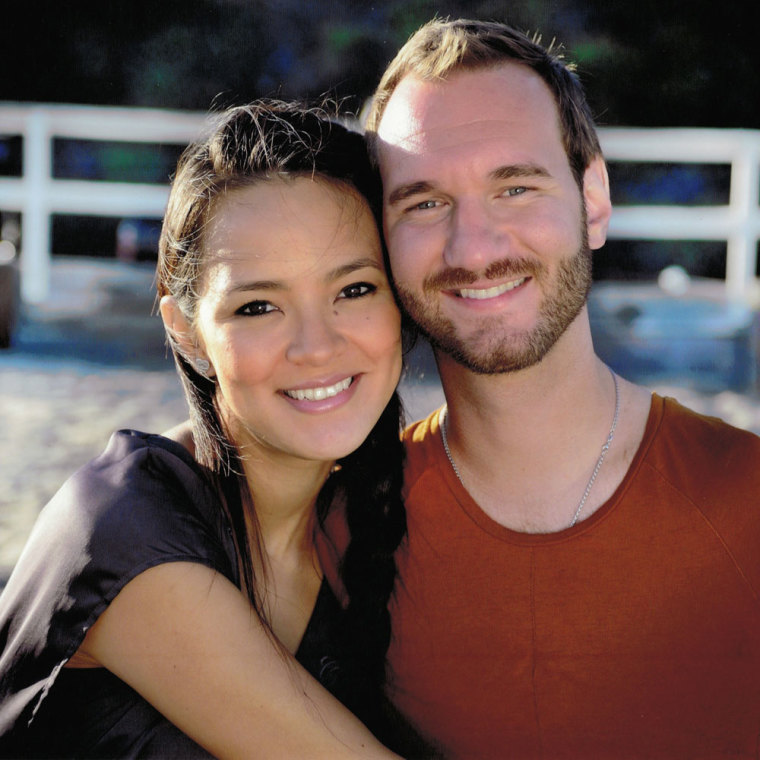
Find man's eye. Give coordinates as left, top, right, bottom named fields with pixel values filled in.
left=339, top=282, right=376, bottom=299
left=236, top=300, right=276, bottom=316
left=406, top=199, right=440, bottom=212
left=504, top=186, right=528, bottom=197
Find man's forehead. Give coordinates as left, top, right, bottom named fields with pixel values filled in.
left=376, top=65, right=558, bottom=156
left=378, top=118, right=526, bottom=156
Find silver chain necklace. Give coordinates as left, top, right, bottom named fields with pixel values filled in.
left=439, top=369, right=620, bottom=529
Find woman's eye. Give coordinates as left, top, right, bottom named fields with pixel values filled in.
left=339, top=282, right=376, bottom=300
left=236, top=300, right=276, bottom=316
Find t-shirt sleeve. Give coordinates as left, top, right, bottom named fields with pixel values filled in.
left=0, top=430, right=237, bottom=736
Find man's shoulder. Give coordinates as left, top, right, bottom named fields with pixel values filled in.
left=646, top=394, right=760, bottom=594
left=654, top=394, right=760, bottom=464
left=645, top=394, right=760, bottom=530
left=401, top=406, right=445, bottom=491
left=402, top=407, right=443, bottom=451
left=402, top=407, right=441, bottom=442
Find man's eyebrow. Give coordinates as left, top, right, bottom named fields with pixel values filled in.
left=490, top=163, right=552, bottom=181
left=386, top=164, right=553, bottom=207
left=386, top=181, right=435, bottom=207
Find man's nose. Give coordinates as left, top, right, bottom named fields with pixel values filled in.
left=443, top=199, right=507, bottom=271
left=285, top=309, right=346, bottom=366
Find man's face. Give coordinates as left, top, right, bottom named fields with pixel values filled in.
left=376, top=63, right=610, bottom=374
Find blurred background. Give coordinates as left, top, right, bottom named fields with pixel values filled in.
left=1, top=0, right=760, bottom=576
left=4, top=0, right=758, bottom=123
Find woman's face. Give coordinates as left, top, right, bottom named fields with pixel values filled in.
left=191, top=177, right=401, bottom=466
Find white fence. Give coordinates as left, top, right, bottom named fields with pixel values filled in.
left=601, top=128, right=760, bottom=301
left=1, top=103, right=759, bottom=304
left=0, top=104, right=208, bottom=303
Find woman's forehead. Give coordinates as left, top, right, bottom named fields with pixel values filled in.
left=198, top=178, right=382, bottom=289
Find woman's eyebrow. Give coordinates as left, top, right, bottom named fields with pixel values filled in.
left=223, top=258, right=382, bottom=295
left=327, top=258, right=384, bottom=282
left=226, top=279, right=283, bottom=294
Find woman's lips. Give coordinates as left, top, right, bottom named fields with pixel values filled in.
left=283, top=375, right=354, bottom=401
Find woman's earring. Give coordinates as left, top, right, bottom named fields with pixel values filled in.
left=195, top=358, right=211, bottom=376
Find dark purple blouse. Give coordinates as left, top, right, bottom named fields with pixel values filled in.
left=0, top=431, right=352, bottom=758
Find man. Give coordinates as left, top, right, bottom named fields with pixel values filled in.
left=365, top=19, right=760, bottom=759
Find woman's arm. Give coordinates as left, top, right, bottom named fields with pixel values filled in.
left=78, top=562, right=400, bottom=759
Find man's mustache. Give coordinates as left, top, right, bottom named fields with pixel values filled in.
left=423, top=256, right=545, bottom=291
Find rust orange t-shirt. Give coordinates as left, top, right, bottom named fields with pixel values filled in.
left=387, top=394, right=760, bottom=759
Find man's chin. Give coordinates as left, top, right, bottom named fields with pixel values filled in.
left=429, top=335, right=537, bottom=375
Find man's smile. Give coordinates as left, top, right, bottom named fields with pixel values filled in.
left=456, top=278, right=527, bottom=300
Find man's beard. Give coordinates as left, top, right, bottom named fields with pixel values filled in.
left=395, top=234, right=593, bottom=375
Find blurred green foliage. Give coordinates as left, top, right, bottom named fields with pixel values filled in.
left=3, top=0, right=758, bottom=127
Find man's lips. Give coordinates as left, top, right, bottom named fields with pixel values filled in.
left=453, top=277, right=528, bottom=299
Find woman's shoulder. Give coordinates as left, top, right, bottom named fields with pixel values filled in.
left=52, top=429, right=235, bottom=575
left=86, top=427, right=201, bottom=490
left=0, top=430, right=237, bottom=742
left=2, top=429, right=237, bottom=615
left=42, top=432, right=196, bottom=539
left=1, top=429, right=238, bottom=640
left=100, top=429, right=200, bottom=492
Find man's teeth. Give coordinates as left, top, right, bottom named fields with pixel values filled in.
left=285, top=377, right=353, bottom=401
left=458, top=278, right=526, bottom=299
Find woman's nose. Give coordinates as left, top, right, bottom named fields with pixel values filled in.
left=285, top=311, right=346, bottom=366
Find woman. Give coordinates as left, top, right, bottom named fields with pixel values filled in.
left=0, top=102, right=406, bottom=758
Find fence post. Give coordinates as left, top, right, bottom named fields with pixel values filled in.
left=726, top=137, right=760, bottom=302
left=20, top=109, right=52, bottom=303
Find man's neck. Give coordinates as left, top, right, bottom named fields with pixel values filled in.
left=434, top=330, right=650, bottom=533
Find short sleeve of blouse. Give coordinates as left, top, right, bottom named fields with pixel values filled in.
left=0, top=430, right=238, bottom=737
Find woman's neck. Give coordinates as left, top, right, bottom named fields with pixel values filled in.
left=239, top=451, right=334, bottom=653
left=240, top=451, right=333, bottom=558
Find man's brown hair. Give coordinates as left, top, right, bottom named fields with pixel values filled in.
left=365, top=18, right=601, bottom=186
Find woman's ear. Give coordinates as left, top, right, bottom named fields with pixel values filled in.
left=159, top=295, right=214, bottom=377
left=583, top=156, right=612, bottom=252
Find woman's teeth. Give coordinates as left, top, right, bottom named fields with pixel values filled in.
left=284, top=376, right=353, bottom=401
left=458, top=277, right=526, bottom=299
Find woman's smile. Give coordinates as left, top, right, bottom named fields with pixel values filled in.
left=282, top=375, right=355, bottom=402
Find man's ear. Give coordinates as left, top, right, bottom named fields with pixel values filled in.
left=159, top=295, right=213, bottom=375
left=583, top=156, right=612, bottom=251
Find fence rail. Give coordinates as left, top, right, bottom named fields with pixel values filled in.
left=1, top=103, right=759, bottom=304
left=600, top=127, right=760, bottom=301
left=0, top=104, right=208, bottom=303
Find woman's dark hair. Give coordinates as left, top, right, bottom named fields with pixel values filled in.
left=156, top=100, right=406, bottom=708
